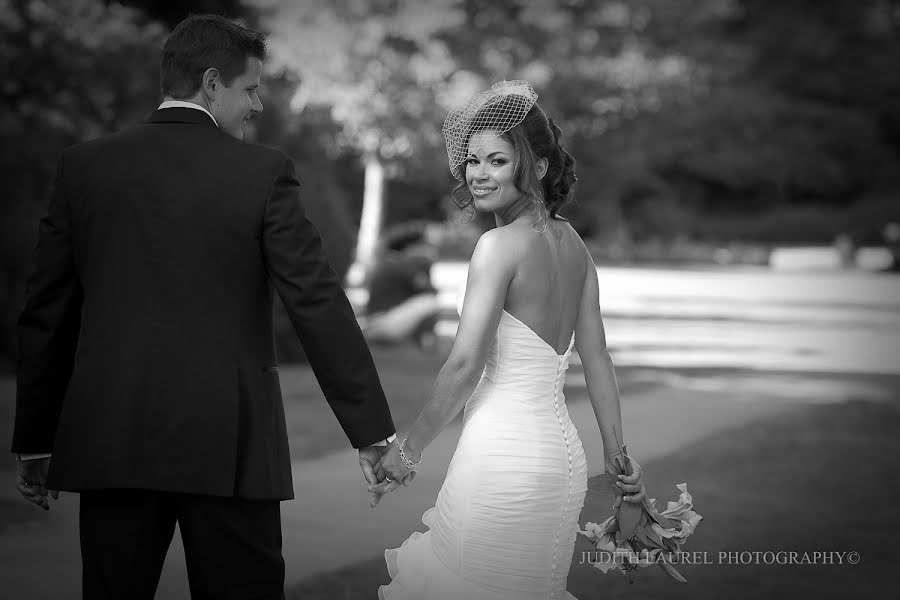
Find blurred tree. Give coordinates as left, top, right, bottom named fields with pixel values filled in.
left=1, top=0, right=166, bottom=368
left=433, top=0, right=900, bottom=245
left=642, top=0, right=900, bottom=243
left=110, top=0, right=248, bottom=27
left=250, top=0, right=463, bottom=279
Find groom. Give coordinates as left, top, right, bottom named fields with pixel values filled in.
left=12, top=14, right=397, bottom=599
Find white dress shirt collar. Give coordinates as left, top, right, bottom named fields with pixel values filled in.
left=157, top=100, right=218, bottom=127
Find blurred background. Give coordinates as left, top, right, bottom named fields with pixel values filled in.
left=2, top=0, right=900, bottom=368
left=2, top=1, right=900, bottom=599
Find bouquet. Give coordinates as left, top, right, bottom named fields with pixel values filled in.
left=579, top=444, right=702, bottom=583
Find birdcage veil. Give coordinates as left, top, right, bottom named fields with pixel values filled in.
left=442, top=80, right=538, bottom=180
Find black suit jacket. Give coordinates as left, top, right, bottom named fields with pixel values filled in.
left=12, top=108, right=395, bottom=500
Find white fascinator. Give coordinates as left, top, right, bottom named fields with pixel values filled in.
left=441, top=80, right=538, bottom=180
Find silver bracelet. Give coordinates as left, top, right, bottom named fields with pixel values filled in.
left=399, top=438, right=421, bottom=471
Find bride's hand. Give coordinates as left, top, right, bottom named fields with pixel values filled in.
left=368, top=445, right=415, bottom=506
left=607, top=454, right=647, bottom=509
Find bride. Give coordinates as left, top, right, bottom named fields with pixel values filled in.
left=371, top=81, right=646, bottom=600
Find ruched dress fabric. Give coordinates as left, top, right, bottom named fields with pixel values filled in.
left=379, top=309, right=588, bottom=600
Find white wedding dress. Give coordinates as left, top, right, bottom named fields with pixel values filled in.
left=379, top=307, right=588, bottom=600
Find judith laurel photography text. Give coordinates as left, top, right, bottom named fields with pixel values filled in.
left=580, top=550, right=861, bottom=567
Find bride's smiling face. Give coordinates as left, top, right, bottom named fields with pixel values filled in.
left=465, top=131, right=524, bottom=213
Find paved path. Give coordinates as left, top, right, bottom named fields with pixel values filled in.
left=1, top=378, right=828, bottom=599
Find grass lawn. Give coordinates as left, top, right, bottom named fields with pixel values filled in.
left=287, top=396, right=900, bottom=600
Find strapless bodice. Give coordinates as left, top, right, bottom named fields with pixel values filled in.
left=480, top=310, right=575, bottom=405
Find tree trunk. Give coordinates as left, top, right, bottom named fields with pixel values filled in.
left=347, top=153, right=385, bottom=286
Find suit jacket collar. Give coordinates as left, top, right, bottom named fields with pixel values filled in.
left=146, top=107, right=218, bottom=128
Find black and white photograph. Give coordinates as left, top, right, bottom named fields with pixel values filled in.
left=2, top=1, right=899, bottom=598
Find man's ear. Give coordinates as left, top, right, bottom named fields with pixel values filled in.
left=201, top=67, right=221, bottom=100
left=536, top=157, right=549, bottom=181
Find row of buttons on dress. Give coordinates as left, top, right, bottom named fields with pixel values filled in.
left=551, top=358, right=572, bottom=579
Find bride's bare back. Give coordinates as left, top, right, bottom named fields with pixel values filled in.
left=502, top=217, right=590, bottom=355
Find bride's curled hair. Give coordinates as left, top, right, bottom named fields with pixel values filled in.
left=540, top=115, right=578, bottom=219
left=452, top=102, right=578, bottom=220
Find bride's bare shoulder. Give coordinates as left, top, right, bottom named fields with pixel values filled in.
left=468, top=225, right=530, bottom=277
left=476, top=224, right=532, bottom=253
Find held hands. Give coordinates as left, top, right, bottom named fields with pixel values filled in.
left=367, top=441, right=419, bottom=508
left=358, top=440, right=414, bottom=508
left=15, top=457, right=58, bottom=511
left=358, top=443, right=393, bottom=491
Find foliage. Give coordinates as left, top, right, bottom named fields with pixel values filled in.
left=571, top=0, right=900, bottom=243
left=252, top=0, right=459, bottom=177
left=243, top=0, right=900, bottom=248
left=1, top=0, right=166, bottom=367
left=112, top=0, right=249, bottom=28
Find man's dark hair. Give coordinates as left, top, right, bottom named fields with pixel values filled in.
left=160, top=14, right=267, bottom=99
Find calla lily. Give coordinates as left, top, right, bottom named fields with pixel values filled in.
left=580, top=466, right=702, bottom=585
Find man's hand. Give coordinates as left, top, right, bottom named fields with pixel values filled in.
left=359, top=442, right=397, bottom=507
left=360, top=440, right=417, bottom=508
left=359, top=444, right=388, bottom=486
left=367, top=443, right=417, bottom=507
left=15, top=457, right=57, bottom=511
